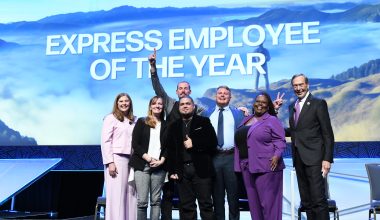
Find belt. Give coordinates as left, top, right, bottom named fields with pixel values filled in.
left=183, top=161, right=193, bottom=165
left=217, top=148, right=234, bottom=155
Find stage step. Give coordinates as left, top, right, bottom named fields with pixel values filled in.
left=0, top=210, right=57, bottom=219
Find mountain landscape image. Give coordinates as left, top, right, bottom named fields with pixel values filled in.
left=222, top=3, right=380, bottom=26
left=0, top=2, right=379, bottom=220
left=3, top=58, right=376, bottom=145
left=1, top=1, right=380, bottom=145
left=0, top=120, right=37, bottom=146
left=198, top=59, right=380, bottom=141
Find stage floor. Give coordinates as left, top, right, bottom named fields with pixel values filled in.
left=170, top=158, right=377, bottom=220
left=282, top=158, right=376, bottom=220
left=1, top=158, right=377, bottom=220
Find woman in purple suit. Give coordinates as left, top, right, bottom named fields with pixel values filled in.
left=234, top=92, right=286, bottom=220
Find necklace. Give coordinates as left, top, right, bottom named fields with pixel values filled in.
left=183, top=119, right=192, bottom=127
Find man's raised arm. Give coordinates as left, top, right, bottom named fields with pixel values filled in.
left=149, top=48, right=176, bottom=114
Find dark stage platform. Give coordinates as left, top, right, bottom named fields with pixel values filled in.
left=0, top=144, right=378, bottom=220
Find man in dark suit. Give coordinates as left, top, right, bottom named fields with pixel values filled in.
left=167, top=96, right=217, bottom=220
left=149, top=48, right=194, bottom=124
left=286, top=73, right=334, bottom=220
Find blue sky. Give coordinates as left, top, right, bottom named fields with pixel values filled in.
left=0, top=0, right=368, bottom=23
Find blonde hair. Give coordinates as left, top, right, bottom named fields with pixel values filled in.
left=145, top=96, right=165, bottom=128
left=112, top=93, right=134, bottom=122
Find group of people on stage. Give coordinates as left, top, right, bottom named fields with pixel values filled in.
left=100, top=49, right=335, bottom=220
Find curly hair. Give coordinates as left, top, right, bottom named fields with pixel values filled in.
left=254, top=92, right=276, bottom=116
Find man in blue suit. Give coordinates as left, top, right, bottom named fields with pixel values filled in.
left=202, top=86, right=244, bottom=220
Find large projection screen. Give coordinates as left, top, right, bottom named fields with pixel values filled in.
left=1, top=0, right=379, bottom=146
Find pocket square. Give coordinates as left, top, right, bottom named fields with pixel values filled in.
left=194, top=127, right=202, bottom=130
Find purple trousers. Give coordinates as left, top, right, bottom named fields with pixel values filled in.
left=240, top=160, right=283, bottom=220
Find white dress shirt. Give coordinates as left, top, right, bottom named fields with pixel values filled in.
left=147, top=122, right=162, bottom=160
left=209, top=105, right=235, bottom=150
left=296, top=91, right=311, bottom=112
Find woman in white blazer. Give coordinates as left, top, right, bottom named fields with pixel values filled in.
left=101, top=93, right=137, bottom=220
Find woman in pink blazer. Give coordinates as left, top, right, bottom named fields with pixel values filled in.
left=234, top=92, right=286, bottom=220
left=101, top=93, right=137, bottom=220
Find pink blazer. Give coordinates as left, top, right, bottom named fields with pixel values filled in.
left=101, top=114, right=135, bottom=165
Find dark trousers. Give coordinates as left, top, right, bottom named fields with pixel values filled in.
left=177, top=163, right=214, bottom=220
left=294, top=149, right=329, bottom=220
left=212, top=154, right=240, bottom=220
left=161, top=179, right=177, bottom=220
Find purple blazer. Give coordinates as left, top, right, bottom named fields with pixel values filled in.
left=234, top=112, right=286, bottom=173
